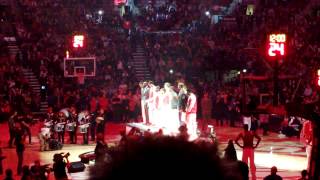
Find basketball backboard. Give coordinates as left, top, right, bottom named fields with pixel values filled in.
left=64, top=57, right=96, bottom=77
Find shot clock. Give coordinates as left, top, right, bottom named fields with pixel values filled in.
left=267, top=33, right=286, bottom=58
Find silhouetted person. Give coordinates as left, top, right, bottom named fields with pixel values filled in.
left=264, top=166, right=282, bottom=180
left=21, top=114, right=33, bottom=144
left=94, top=133, right=109, bottom=165
left=53, top=153, right=69, bottom=180
left=15, top=122, right=26, bottom=175
left=216, top=98, right=227, bottom=126
left=30, top=160, right=47, bottom=180
left=224, top=139, right=237, bottom=161
left=237, top=161, right=249, bottom=180
left=4, top=169, right=14, bottom=180
left=21, top=165, right=31, bottom=180
left=298, top=169, right=308, bottom=180
left=223, top=140, right=249, bottom=180
left=177, top=124, right=189, bottom=140
left=90, top=136, right=245, bottom=180
left=8, top=112, right=17, bottom=148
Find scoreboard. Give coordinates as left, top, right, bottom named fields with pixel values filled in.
left=267, top=33, right=286, bottom=57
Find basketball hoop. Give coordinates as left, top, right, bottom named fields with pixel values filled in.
left=64, top=57, right=96, bottom=84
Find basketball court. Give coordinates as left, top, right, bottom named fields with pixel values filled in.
left=0, top=119, right=307, bottom=180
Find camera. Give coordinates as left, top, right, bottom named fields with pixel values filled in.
left=63, top=152, right=70, bottom=157
left=53, top=152, right=70, bottom=163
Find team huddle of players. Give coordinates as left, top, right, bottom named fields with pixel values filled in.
left=140, top=81, right=197, bottom=137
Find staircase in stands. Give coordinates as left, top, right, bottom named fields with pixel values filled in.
left=21, top=68, right=48, bottom=115
left=131, top=45, right=152, bottom=81
left=6, top=37, right=19, bottom=57
left=7, top=39, right=48, bottom=115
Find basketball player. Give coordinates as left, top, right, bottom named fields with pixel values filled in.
left=163, top=83, right=172, bottom=131
left=186, top=89, right=197, bottom=139
left=147, top=81, right=156, bottom=125
left=140, top=81, right=150, bottom=124
left=178, top=83, right=188, bottom=124
left=169, top=85, right=179, bottom=133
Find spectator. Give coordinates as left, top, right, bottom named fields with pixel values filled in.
left=30, top=160, right=48, bottom=180
left=4, top=169, right=14, bottom=180
left=89, top=95, right=98, bottom=113
left=200, top=92, right=212, bottom=134
left=98, top=93, right=109, bottom=112
left=90, top=136, right=246, bottom=180
left=177, top=124, right=189, bottom=140
left=298, top=169, right=308, bottom=180
left=237, top=161, right=249, bottom=180
left=20, top=165, right=31, bottom=180
left=224, top=139, right=238, bottom=162
left=263, top=166, right=282, bottom=180
left=216, top=98, right=227, bottom=126
left=94, top=133, right=109, bottom=165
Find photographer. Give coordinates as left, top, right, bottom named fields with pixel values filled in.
left=53, top=153, right=70, bottom=180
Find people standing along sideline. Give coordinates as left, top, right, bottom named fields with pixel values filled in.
left=186, top=89, right=197, bottom=138
left=15, top=122, right=26, bottom=175
left=201, top=92, right=212, bottom=135
left=8, top=112, right=17, bottom=148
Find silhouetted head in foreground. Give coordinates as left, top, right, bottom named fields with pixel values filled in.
left=90, top=136, right=245, bottom=180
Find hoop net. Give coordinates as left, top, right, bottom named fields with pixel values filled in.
left=77, top=73, right=85, bottom=84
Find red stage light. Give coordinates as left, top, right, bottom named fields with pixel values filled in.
left=73, top=35, right=84, bottom=48
left=267, top=33, right=286, bottom=57
left=114, top=0, right=127, bottom=5
left=317, top=69, right=320, bottom=87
